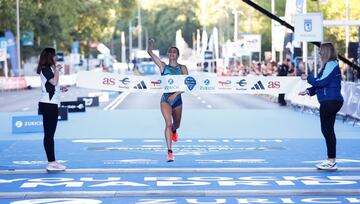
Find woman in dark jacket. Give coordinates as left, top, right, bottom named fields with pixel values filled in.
left=299, top=42, right=343, bottom=170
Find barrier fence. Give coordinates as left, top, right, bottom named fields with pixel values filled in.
left=286, top=81, right=360, bottom=121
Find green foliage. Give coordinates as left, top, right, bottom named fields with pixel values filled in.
left=1, top=0, right=359, bottom=61
left=0, top=0, right=136, bottom=60
left=307, top=0, right=360, bottom=55
left=141, top=3, right=200, bottom=55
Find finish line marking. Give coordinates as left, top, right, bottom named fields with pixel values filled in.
left=1, top=167, right=360, bottom=174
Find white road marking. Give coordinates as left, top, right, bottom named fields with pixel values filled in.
left=109, top=92, right=130, bottom=110
left=103, top=92, right=130, bottom=110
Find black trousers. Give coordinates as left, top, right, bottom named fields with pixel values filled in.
left=39, top=102, right=58, bottom=162
left=319, top=100, right=343, bottom=159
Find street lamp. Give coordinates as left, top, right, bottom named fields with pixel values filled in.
left=214, top=8, right=230, bottom=42
left=232, top=9, right=243, bottom=42
left=16, top=0, right=21, bottom=76
left=137, top=0, right=142, bottom=50
left=221, top=10, right=230, bottom=42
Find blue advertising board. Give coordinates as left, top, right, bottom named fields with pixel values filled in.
left=21, top=32, right=34, bottom=46
left=12, top=115, right=43, bottom=133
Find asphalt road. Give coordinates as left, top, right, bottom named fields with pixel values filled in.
left=0, top=86, right=280, bottom=112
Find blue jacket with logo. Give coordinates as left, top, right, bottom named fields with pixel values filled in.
left=306, top=60, right=343, bottom=103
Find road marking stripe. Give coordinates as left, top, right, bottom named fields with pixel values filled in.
left=103, top=92, right=129, bottom=110
left=103, top=94, right=122, bottom=110
left=1, top=167, right=360, bottom=174
left=1, top=189, right=360, bottom=198
left=109, top=92, right=130, bottom=110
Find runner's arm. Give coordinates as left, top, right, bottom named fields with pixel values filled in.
left=147, top=39, right=165, bottom=73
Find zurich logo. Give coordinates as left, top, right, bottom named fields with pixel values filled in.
left=168, top=78, right=174, bottom=85
left=204, top=79, right=210, bottom=86
left=15, top=121, right=23, bottom=128
left=304, top=19, right=312, bottom=32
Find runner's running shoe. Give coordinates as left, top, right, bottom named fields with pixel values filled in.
left=315, top=160, right=337, bottom=170
left=167, top=152, right=175, bottom=162
left=172, top=131, right=178, bottom=142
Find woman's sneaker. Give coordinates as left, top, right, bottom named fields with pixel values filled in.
left=172, top=131, right=178, bottom=142
left=47, top=161, right=66, bottom=171
left=167, top=152, right=175, bottom=162
left=315, top=160, right=337, bottom=170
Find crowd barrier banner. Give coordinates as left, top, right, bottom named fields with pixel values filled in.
left=0, top=77, right=27, bottom=90
left=287, top=81, right=360, bottom=120
left=76, top=71, right=302, bottom=94
left=58, top=107, right=69, bottom=120
left=346, top=83, right=360, bottom=119
left=77, top=96, right=100, bottom=107
left=12, top=115, right=43, bottom=133
left=24, top=74, right=77, bottom=88
left=0, top=75, right=77, bottom=90
left=60, top=101, right=86, bottom=113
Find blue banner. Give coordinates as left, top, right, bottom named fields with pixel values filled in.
left=0, top=37, right=7, bottom=49
left=21, top=31, right=34, bottom=46
left=5, top=31, right=18, bottom=76
left=12, top=115, right=43, bottom=133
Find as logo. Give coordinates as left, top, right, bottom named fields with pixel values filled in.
left=102, top=77, right=115, bottom=86
left=268, top=81, right=280, bottom=89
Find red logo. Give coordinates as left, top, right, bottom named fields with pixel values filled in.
left=102, top=77, right=116, bottom=86
left=268, top=81, right=280, bottom=89
left=218, top=80, right=231, bottom=86
left=151, top=80, right=161, bottom=86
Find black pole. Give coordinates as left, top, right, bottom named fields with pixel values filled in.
left=241, top=0, right=360, bottom=72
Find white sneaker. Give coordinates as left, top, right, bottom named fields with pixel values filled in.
left=47, top=161, right=66, bottom=171
left=316, top=160, right=337, bottom=170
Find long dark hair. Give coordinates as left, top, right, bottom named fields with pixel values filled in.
left=36, top=47, right=56, bottom=74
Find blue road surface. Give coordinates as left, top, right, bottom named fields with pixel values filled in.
left=1, top=139, right=360, bottom=169
left=1, top=109, right=359, bottom=139
left=3, top=197, right=360, bottom=204
left=1, top=89, right=360, bottom=203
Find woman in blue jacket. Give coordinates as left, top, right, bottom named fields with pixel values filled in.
left=299, top=42, right=343, bottom=170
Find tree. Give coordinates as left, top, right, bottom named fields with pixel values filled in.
left=139, top=0, right=200, bottom=55
left=308, top=0, right=360, bottom=55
